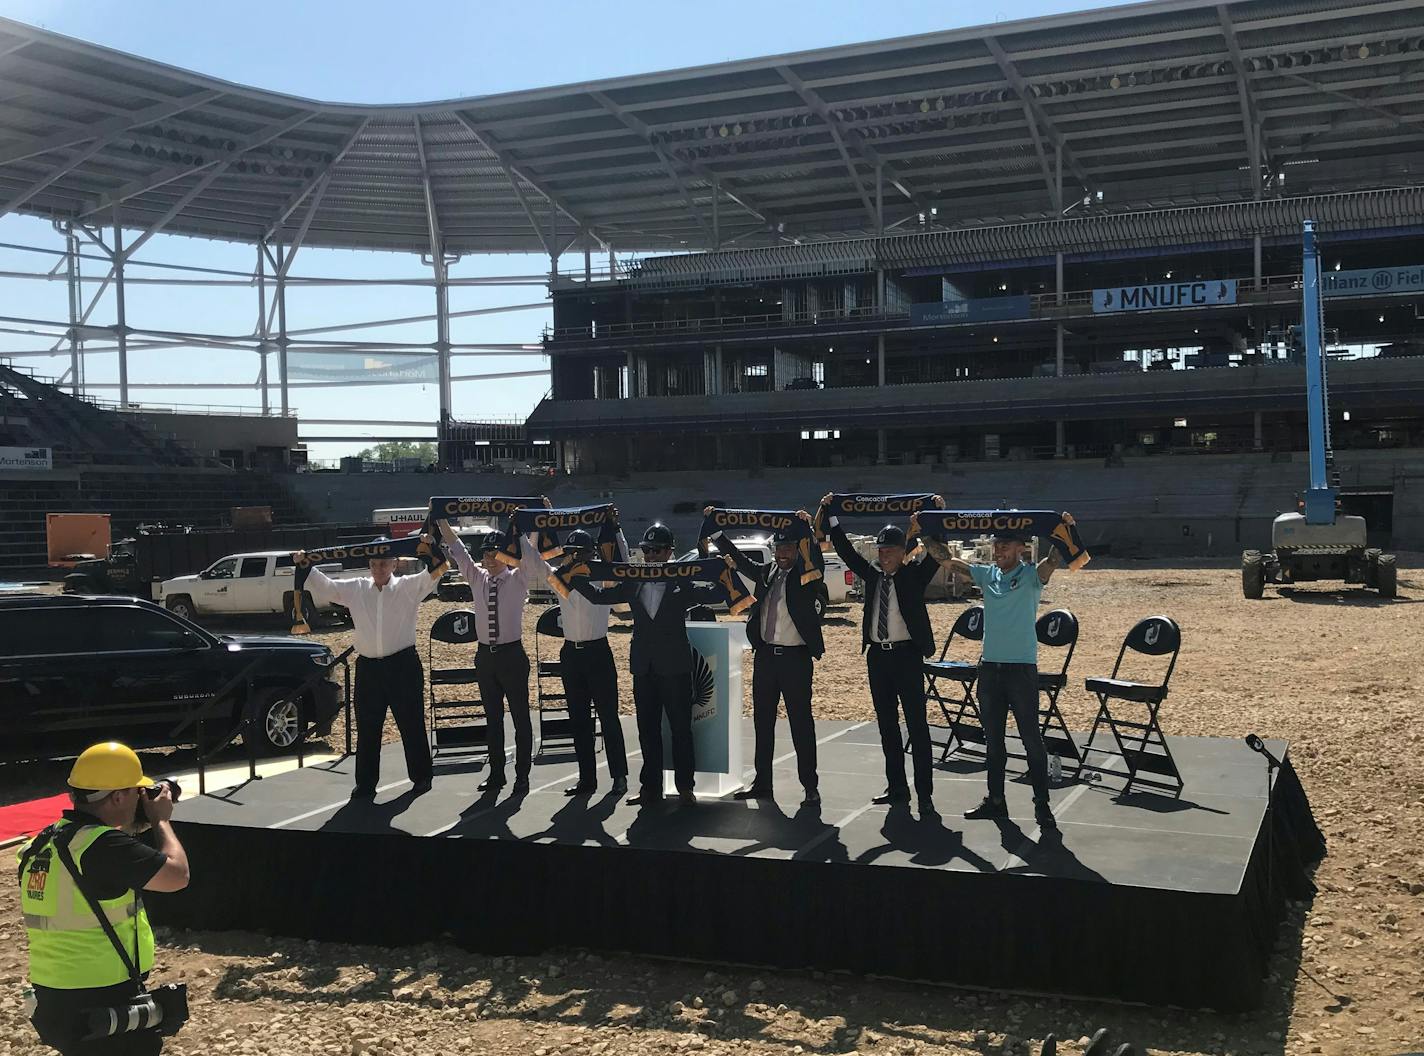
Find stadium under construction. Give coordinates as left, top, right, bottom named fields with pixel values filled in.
left=2, top=0, right=1424, bottom=560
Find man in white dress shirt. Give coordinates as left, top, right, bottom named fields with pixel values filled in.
left=295, top=539, right=447, bottom=799
left=439, top=512, right=549, bottom=795
left=549, top=527, right=630, bottom=797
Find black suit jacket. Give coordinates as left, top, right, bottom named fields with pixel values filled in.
left=828, top=521, right=941, bottom=657
left=573, top=576, right=724, bottom=676
left=711, top=534, right=825, bottom=659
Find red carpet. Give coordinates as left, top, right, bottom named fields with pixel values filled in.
left=0, top=794, right=69, bottom=843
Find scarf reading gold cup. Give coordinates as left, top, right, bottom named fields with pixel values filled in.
left=289, top=534, right=445, bottom=635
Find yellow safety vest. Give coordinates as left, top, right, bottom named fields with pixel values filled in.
left=18, top=819, right=155, bottom=989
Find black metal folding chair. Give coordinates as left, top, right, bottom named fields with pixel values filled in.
left=427, top=609, right=486, bottom=761
left=1035, top=608, right=1084, bottom=780
left=533, top=605, right=577, bottom=755
left=920, top=604, right=985, bottom=762
left=1081, top=615, right=1184, bottom=796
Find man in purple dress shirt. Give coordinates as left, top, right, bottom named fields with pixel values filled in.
left=439, top=506, right=550, bottom=795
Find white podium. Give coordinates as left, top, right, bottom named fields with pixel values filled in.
left=662, top=622, right=749, bottom=798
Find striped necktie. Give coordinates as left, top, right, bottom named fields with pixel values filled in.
left=876, top=574, right=891, bottom=641
left=763, top=571, right=782, bottom=643
left=488, top=575, right=500, bottom=643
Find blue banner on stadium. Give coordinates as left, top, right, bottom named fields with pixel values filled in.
left=910, top=296, right=1031, bottom=325
left=1093, top=280, right=1237, bottom=314
left=1321, top=264, right=1424, bottom=298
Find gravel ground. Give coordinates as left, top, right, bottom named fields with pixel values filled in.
left=3, top=558, right=1423, bottom=1056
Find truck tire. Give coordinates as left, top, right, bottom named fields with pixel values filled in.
left=1241, top=551, right=1265, bottom=599
left=1376, top=554, right=1397, bottom=599
left=1363, top=548, right=1381, bottom=588
left=281, top=590, right=317, bottom=629
left=248, top=687, right=305, bottom=753
left=165, top=595, right=197, bottom=622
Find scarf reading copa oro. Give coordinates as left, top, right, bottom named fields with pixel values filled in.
left=497, top=504, right=619, bottom=567
left=559, top=557, right=753, bottom=615
left=915, top=510, right=1091, bottom=569
left=697, top=508, right=823, bottom=586
left=424, top=495, right=544, bottom=532
left=289, top=534, right=446, bottom=635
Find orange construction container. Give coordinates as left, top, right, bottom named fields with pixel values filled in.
left=46, top=513, right=111, bottom=568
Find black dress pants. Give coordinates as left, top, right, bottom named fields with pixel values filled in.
left=560, top=638, right=627, bottom=785
left=866, top=643, right=933, bottom=799
left=477, top=642, right=532, bottom=780
left=32, top=980, right=163, bottom=1055
left=633, top=669, right=694, bottom=796
left=977, top=661, right=1050, bottom=805
left=353, top=646, right=431, bottom=792
left=750, top=645, right=817, bottom=792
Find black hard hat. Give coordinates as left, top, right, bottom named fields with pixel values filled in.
left=875, top=524, right=907, bottom=548
left=770, top=527, right=796, bottom=546
left=479, top=530, right=506, bottom=553
left=562, top=528, right=597, bottom=554
left=641, top=523, right=676, bottom=550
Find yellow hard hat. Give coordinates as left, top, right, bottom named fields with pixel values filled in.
left=68, top=742, right=154, bottom=791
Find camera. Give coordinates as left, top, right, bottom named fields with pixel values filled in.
left=144, top=778, right=182, bottom=802
left=82, top=983, right=189, bottom=1041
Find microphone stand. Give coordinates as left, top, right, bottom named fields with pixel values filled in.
left=1245, top=734, right=1283, bottom=925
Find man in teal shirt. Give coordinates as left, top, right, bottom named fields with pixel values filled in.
left=937, top=525, right=1062, bottom=826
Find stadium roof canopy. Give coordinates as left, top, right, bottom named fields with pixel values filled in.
left=2, top=0, right=1424, bottom=257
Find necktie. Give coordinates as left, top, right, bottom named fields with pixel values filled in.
left=763, top=571, right=782, bottom=643
left=488, top=575, right=500, bottom=643
left=876, top=573, right=891, bottom=641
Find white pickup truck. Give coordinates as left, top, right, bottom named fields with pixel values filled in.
left=157, top=551, right=364, bottom=623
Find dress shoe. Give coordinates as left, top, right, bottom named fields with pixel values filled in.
left=478, top=775, right=506, bottom=793
left=1034, top=800, right=1056, bottom=827
left=964, top=796, right=1009, bottom=820
left=611, top=776, right=628, bottom=794
left=512, top=777, right=530, bottom=794
left=411, top=781, right=433, bottom=795
left=917, top=795, right=936, bottom=816
left=564, top=783, right=596, bottom=797
left=733, top=787, right=772, bottom=800
left=678, top=791, right=697, bottom=806
left=626, top=791, right=661, bottom=807
left=871, top=789, right=910, bottom=805
left=349, top=787, right=376, bottom=800
left=801, top=790, right=821, bottom=805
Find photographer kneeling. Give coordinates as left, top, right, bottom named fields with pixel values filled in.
left=17, top=742, right=191, bottom=1055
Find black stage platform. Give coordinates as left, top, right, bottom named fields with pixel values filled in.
left=152, top=719, right=1323, bottom=1011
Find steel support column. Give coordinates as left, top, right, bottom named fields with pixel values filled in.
left=1055, top=256, right=1066, bottom=456
left=275, top=244, right=290, bottom=416
left=1253, top=410, right=1264, bottom=451
left=434, top=257, right=453, bottom=424
left=64, top=224, right=80, bottom=396
left=256, top=241, right=270, bottom=415
left=112, top=209, right=128, bottom=408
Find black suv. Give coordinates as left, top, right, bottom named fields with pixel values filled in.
left=0, top=594, right=344, bottom=762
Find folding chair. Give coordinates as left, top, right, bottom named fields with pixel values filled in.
left=427, top=609, right=486, bottom=761
left=533, top=606, right=577, bottom=755
left=1081, top=615, right=1184, bottom=796
left=920, top=604, right=985, bottom=762
left=1035, top=609, right=1084, bottom=780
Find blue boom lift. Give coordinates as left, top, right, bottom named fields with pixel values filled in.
left=1242, top=221, right=1397, bottom=598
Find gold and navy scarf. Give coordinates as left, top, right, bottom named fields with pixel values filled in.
left=812, top=492, right=937, bottom=541
left=424, top=495, right=543, bottom=531
left=498, top=504, right=619, bottom=567
left=697, top=508, right=823, bottom=586
left=290, top=534, right=446, bottom=635
left=565, top=557, right=753, bottom=615
left=915, top=510, right=1091, bottom=570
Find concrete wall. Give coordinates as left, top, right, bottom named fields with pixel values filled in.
left=129, top=412, right=298, bottom=463
left=284, top=448, right=1424, bottom=555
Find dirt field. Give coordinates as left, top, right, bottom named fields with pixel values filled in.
left=3, top=559, right=1423, bottom=1056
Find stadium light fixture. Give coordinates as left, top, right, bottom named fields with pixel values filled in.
left=1109, top=74, right=1122, bottom=89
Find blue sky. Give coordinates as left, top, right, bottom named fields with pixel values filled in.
left=0, top=0, right=1134, bottom=458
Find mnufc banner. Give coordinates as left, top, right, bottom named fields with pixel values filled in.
left=1094, top=280, right=1237, bottom=314
left=1322, top=264, right=1424, bottom=298
left=910, top=296, right=1031, bottom=325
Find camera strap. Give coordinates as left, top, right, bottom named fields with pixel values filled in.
left=52, top=826, right=141, bottom=984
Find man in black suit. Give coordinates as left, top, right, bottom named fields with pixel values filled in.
left=706, top=507, right=824, bottom=805
left=822, top=493, right=944, bottom=814
left=572, top=523, right=726, bottom=808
